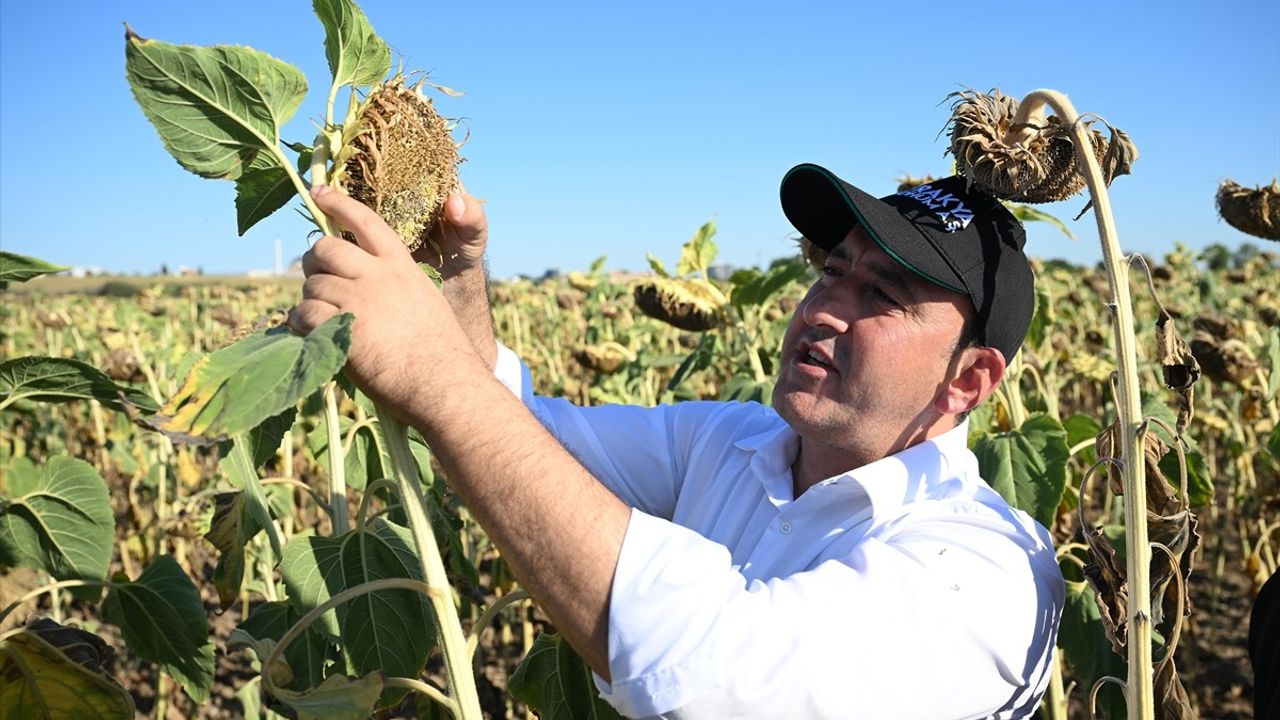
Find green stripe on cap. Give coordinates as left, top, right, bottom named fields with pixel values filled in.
left=800, top=164, right=965, bottom=295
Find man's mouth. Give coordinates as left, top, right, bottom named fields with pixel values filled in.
left=795, top=342, right=837, bottom=373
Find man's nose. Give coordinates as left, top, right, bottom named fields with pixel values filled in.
left=800, top=283, right=849, bottom=334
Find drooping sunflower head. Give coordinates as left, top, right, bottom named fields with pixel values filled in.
left=632, top=277, right=727, bottom=332
left=944, top=89, right=1134, bottom=204
left=1216, top=179, right=1280, bottom=241
left=895, top=174, right=938, bottom=193
left=331, top=77, right=461, bottom=253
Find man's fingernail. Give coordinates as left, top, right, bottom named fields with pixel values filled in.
left=311, top=184, right=331, bottom=198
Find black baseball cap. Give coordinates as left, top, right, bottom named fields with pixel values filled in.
left=780, top=163, right=1035, bottom=363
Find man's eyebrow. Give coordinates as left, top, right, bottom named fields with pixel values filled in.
left=865, top=260, right=919, bottom=304
left=828, top=243, right=852, bottom=261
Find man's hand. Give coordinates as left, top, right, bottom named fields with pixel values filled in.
left=289, top=185, right=479, bottom=413
left=419, top=185, right=487, bottom=280
left=423, top=185, right=499, bottom=369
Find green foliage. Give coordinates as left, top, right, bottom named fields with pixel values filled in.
left=307, top=415, right=382, bottom=492
left=0, top=356, right=159, bottom=414
left=279, top=518, right=434, bottom=704
left=275, top=672, right=386, bottom=720
left=96, top=281, right=144, bottom=298
left=151, top=314, right=352, bottom=442
left=235, top=601, right=332, bottom=691
left=676, top=220, right=718, bottom=278
left=645, top=253, right=670, bottom=278
left=102, top=556, right=215, bottom=702
left=0, top=456, right=114, bottom=589
left=1026, top=283, right=1054, bottom=351
left=972, top=413, right=1069, bottom=528
left=729, top=258, right=807, bottom=310
left=204, top=491, right=262, bottom=608
left=509, top=633, right=622, bottom=720
left=313, top=0, right=391, bottom=89
left=236, top=147, right=313, bottom=235
left=124, top=29, right=306, bottom=181
left=1159, top=450, right=1213, bottom=508
left=220, top=435, right=284, bottom=560
left=0, top=251, right=67, bottom=289
left=1007, top=202, right=1075, bottom=240
left=1057, top=577, right=1127, bottom=719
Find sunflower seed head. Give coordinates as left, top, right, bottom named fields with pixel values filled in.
left=1216, top=179, right=1280, bottom=241
left=944, top=89, right=1112, bottom=203
left=331, top=77, right=461, bottom=252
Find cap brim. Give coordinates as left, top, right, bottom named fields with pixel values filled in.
left=780, top=163, right=965, bottom=294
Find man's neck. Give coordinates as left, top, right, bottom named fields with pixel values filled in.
left=791, top=419, right=956, bottom=497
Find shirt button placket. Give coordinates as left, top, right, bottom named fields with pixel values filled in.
left=779, top=521, right=792, bottom=535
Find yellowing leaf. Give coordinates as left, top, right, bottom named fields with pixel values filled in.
left=151, top=314, right=352, bottom=443
left=275, top=672, right=385, bottom=720
left=0, top=626, right=134, bottom=720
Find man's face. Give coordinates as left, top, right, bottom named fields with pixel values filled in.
left=772, top=225, right=972, bottom=458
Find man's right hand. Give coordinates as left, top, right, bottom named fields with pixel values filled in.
left=419, top=185, right=487, bottom=280
left=422, top=185, right=499, bottom=369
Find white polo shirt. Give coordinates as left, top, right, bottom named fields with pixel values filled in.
left=495, top=345, right=1065, bottom=719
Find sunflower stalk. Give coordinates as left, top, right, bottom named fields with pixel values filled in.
left=374, top=407, right=484, bottom=719
left=1013, top=89, right=1153, bottom=720
left=321, top=381, right=350, bottom=535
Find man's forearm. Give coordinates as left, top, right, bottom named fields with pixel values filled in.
left=442, top=264, right=498, bottom=369
left=402, top=357, right=629, bottom=679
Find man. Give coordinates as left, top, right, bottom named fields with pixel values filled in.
left=290, top=163, right=1065, bottom=719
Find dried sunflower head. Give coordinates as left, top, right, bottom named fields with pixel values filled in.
left=1216, top=179, right=1280, bottom=241
left=330, top=76, right=461, bottom=253
left=895, top=174, right=938, bottom=193
left=1190, top=331, right=1257, bottom=386
left=566, top=271, right=598, bottom=293
left=572, top=341, right=635, bottom=375
left=796, top=236, right=828, bottom=271
left=945, top=89, right=1136, bottom=204
left=632, top=277, right=727, bottom=332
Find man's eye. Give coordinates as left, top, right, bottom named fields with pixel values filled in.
left=871, top=286, right=900, bottom=307
left=821, top=265, right=842, bottom=277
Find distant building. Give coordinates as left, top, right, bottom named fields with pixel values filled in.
left=707, top=264, right=735, bottom=281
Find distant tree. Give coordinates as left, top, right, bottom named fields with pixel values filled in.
left=160, top=263, right=170, bottom=276
left=1199, top=243, right=1232, bottom=271
left=1232, top=242, right=1260, bottom=269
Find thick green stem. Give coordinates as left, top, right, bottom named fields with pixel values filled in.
left=267, top=143, right=332, bottom=237
left=1044, top=650, right=1068, bottom=720
left=375, top=407, right=483, bottom=720
left=323, top=382, right=350, bottom=535
left=1019, top=89, right=1152, bottom=720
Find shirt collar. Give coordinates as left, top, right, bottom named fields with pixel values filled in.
left=735, top=413, right=975, bottom=512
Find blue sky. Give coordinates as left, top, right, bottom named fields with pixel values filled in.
left=2, top=1, right=1277, bottom=278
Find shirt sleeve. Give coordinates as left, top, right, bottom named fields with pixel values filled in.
left=491, top=342, right=733, bottom=519
left=596, top=509, right=1063, bottom=720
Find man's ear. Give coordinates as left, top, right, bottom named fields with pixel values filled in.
left=936, top=346, right=1006, bottom=416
